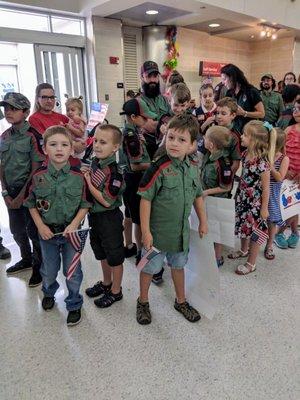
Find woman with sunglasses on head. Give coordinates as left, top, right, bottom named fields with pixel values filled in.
left=29, top=83, right=69, bottom=135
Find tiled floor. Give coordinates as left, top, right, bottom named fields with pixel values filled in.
left=0, top=196, right=299, bottom=400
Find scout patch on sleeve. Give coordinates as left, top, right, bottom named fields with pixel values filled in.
left=217, top=157, right=233, bottom=186
left=124, top=130, right=142, bottom=158
left=107, top=164, right=123, bottom=197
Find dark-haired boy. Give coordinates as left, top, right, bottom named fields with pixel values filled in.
left=0, top=92, right=45, bottom=286
left=136, top=113, right=208, bottom=325
left=120, top=98, right=154, bottom=265
left=215, top=97, right=242, bottom=176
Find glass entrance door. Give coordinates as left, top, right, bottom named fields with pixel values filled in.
left=34, top=44, right=86, bottom=114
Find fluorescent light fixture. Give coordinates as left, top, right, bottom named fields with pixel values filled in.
left=146, top=10, right=158, bottom=15
left=209, top=23, right=220, bottom=28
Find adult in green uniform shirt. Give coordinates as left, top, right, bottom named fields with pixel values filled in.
left=260, top=73, right=284, bottom=125
left=140, top=60, right=171, bottom=159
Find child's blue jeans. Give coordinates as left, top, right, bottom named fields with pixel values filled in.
left=39, top=235, right=83, bottom=311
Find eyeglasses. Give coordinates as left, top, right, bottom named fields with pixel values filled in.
left=292, top=106, right=300, bottom=113
left=38, top=96, right=56, bottom=100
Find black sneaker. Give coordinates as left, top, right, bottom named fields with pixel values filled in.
left=6, top=260, right=32, bottom=275
left=85, top=281, right=112, bottom=298
left=42, top=296, right=55, bottom=311
left=67, top=309, right=81, bottom=326
left=94, top=289, right=123, bottom=308
left=135, top=250, right=142, bottom=266
left=0, top=244, right=11, bottom=260
left=152, top=267, right=164, bottom=284
left=28, top=271, right=42, bottom=287
left=136, top=298, right=151, bottom=325
left=174, top=299, right=201, bottom=322
left=124, top=243, right=137, bottom=258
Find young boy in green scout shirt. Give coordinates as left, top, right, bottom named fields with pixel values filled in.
left=0, top=92, right=45, bottom=286
left=24, top=126, right=91, bottom=326
left=84, top=125, right=125, bottom=308
left=215, top=97, right=242, bottom=176
left=201, top=126, right=234, bottom=267
left=136, top=113, right=208, bottom=325
left=120, top=98, right=154, bottom=265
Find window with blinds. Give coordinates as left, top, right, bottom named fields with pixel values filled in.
left=123, top=33, right=139, bottom=93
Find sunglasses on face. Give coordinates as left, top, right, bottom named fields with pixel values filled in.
left=39, top=96, right=56, bottom=100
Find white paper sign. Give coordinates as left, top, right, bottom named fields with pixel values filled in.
left=190, top=197, right=235, bottom=248
left=185, top=229, right=219, bottom=320
left=87, top=102, right=109, bottom=131
left=280, top=179, right=300, bottom=220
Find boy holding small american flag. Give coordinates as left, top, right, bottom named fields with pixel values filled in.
left=24, top=126, right=91, bottom=326
left=83, top=124, right=126, bottom=308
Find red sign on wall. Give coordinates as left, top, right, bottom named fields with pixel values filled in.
left=199, top=61, right=227, bottom=77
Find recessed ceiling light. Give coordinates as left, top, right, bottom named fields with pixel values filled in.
left=146, top=10, right=158, bottom=15
left=209, top=23, right=220, bottom=28
left=250, top=35, right=255, bottom=38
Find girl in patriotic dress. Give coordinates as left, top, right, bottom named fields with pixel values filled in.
left=228, top=121, right=276, bottom=275
left=265, top=129, right=289, bottom=259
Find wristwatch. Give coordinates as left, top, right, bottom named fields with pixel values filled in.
left=1, top=190, right=8, bottom=197
left=244, top=111, right=248, bottom=118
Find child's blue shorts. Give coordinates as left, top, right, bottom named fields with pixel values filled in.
left=141, top=248, right=188, bottom=275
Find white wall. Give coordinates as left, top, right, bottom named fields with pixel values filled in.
left=92, top=16, right=124, bottom=126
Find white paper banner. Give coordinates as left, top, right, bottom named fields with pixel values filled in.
left=280, top=179, right=300, bottom=221
left=190, top=196, right=235, bottom=248
left=186, top=228, right=219, bottom=320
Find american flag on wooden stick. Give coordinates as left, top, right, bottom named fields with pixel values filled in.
left=66, top=228, right=90, bottom=280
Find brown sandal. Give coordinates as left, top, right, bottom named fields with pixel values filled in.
left=235, top=262, right=256, bottom=275
left=264, top=247, right=275, bottom=260
left=228, top=249, right=249, bottom=259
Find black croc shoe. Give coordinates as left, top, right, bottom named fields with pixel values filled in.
left=85, top=281, right=112, bottom=298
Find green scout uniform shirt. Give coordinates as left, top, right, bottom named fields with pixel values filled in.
left=122, top=122, right=151, bottom=172
left=24, top=162, right=91, bottom=226
left=200, top=150, right=233, bottom=198
left=138, top=154, right=203, bottom=253
left=89, top=154, right=125, bottom=213
left=223, top=125, right=242, bottom=161
left=0, top=121, right=45, bottom=188
left=260, top=90, right=284, bottom=125
left=141, top=94, right=171, bottom=120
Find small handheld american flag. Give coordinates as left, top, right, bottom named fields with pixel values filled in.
left=90, top=167, right=106, bottom=188
left=66, top=228, right=90, bottom=280
left=251, top=220, right=269, bottom=245
left=137, top=247, right=161, bottom=272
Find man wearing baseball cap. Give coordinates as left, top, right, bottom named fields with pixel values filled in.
left=140, top=61, right=171, bottom=159
left=260, top=73, right=284, bottom=125
left=0, top=92, right=45, bottom=286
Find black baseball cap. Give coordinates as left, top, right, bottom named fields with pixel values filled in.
left=141, top=60, right=160, bottom=76
left=120, top=98, right=156, bottom=119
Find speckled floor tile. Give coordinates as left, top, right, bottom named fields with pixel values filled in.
left=0, top=198, right=299, bottom=400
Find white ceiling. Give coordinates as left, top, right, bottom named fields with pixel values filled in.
left=1, top=0, right=299, bottom=41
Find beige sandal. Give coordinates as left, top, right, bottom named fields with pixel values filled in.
left=235, top=261, right=256, bottom=275
left=228, top=249, right=249, bottom=259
